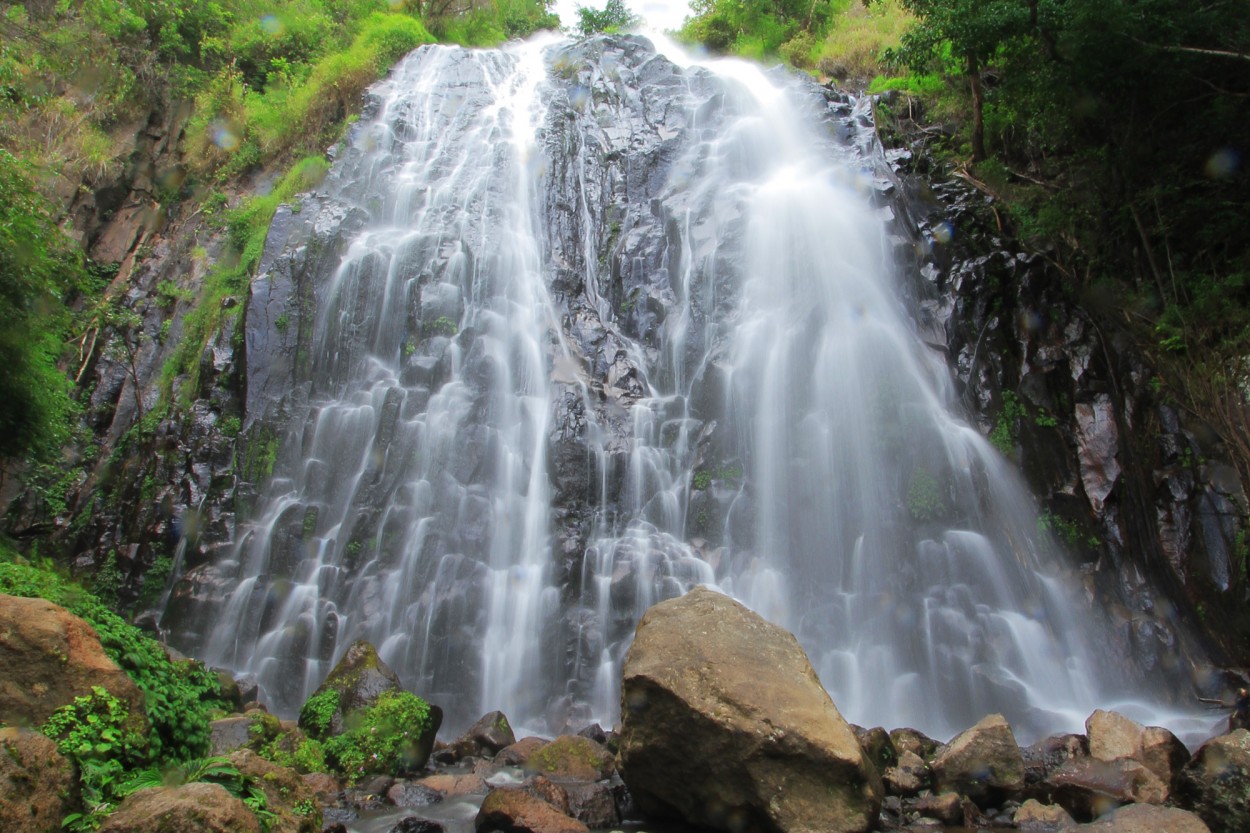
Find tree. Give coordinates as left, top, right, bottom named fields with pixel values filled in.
left=0, top=151, right=79, bottom=468
left=576, top=0, right=639, bottom=36
left=888, top=0, right=1034, bottom=161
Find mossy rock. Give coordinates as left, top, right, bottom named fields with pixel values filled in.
left=98, top=781, right=262, bottom=833
left=525, top=735, right=616, bottom=782
left=228, top=749, right=323, bottom=833
left=298, top=640, right=400, bottom=739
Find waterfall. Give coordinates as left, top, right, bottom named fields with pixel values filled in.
left=166, top=32, right=1210, bottom=742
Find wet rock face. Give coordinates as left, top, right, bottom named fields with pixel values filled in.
left=138, top=34, right=885, bottom=730
left=618, top=586, right=881, bottom=833
left=912, top=166, right=1247, bottom=677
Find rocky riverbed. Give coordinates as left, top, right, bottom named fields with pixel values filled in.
left=5, top=585, right=1249, bottom=833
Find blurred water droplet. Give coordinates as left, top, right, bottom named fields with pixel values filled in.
left=260, top=14, right=285, bottom=37
left=211, top=120, right=241, bottom=151
left=1206, top=147, right=1240, bottom=179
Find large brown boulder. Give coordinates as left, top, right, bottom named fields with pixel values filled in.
left=475, top=788, right=589, bottom=833
left=1087, top=710, right=1145, bottom=762
left=1077, top=803, right=1211, bottom=833
left=1175, top=729, right=1250, bottom=833
left=1014, top=798, right=1077, bottom=831
left=930, top=713, right=1025, bottom=801
left=98, top=782, right=262, bottom=833
left=1085, top=710, right=1189, bottom=791
left=1042, top=757, right=1168, bottom=821
left=498, top=737, right=548, bottom=765
left=618, top=586, right=881, bottom=833
left=0, top=727, right=76, bottom=832
left=0, top=594, right=145, bottom=726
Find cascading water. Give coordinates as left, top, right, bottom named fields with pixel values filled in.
left=166, top=31, right=1210, bottom=741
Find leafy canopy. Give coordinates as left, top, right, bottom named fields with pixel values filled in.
left=576, top=0, right=639, bottom=36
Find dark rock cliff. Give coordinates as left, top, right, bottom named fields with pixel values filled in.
left=891, top=151, right=1248, bottom=679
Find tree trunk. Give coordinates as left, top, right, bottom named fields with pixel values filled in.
left=968, top=53, right=986, bottom=163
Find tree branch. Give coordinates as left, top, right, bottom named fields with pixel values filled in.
left=1134, top=39, right=1250, bottom=63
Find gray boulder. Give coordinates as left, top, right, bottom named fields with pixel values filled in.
left=449, top=710, right=517, bottom=760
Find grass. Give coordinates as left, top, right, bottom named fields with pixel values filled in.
left=188, top=13, right=434, bottom=182
left=813, top=0, right=912, bottom=83
left=161, top=155, right=330, bottom=407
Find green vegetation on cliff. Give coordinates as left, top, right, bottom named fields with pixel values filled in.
left=681, top=0, right=910, bottom=76
left=0, top=550, right=239, bottom=829
left=0, top=0, right=558, bottom=527
left=875, top=0, right=1250, bottom=477
left=1, top=0, right=558, bottom=185
left=0, top=151, right=83, bottom=471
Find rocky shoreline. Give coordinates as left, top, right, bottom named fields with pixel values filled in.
left=4, top=585, right=1248, bottom=833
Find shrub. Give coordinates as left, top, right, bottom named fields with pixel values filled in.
left=322, top=690, right=432, bottom=783
left=298, top=688, right=340, bottom=740
left=0, top=560, right=227, bottom=763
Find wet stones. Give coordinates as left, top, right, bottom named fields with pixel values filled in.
left=1043, top=758, right=1168, bottom=820
left=1175, top=729, right=1250, bottom=833
left=869, top=709, right=1228, bottom=833
left=930, top=714, right=1026, bottom=802
left=475, top=789, right=589, bottom=833
left=446, top=711, right=517, bottom=762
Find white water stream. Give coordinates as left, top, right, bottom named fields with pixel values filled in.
left=177, top=28, right=1212, bottom=743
